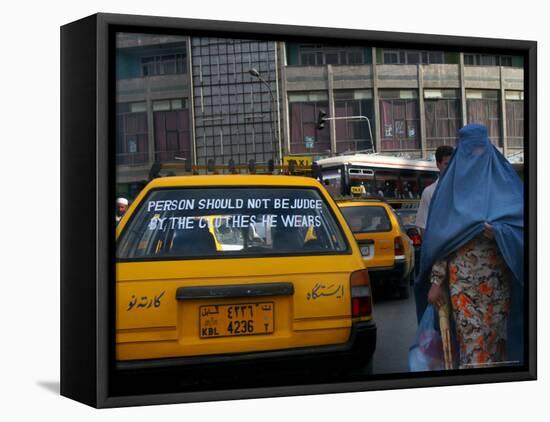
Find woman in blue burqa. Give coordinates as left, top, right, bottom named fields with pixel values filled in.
left=415, top=123, right=524, bottom=369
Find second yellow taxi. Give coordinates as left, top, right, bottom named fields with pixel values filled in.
left=336, top=197, right=415, bottom=299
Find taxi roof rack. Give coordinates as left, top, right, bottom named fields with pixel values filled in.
left=334, top=195, right=420, bottom=211
left=334, top=194, right=388, bottom=203
left=149, top=159, right=321, bottom=181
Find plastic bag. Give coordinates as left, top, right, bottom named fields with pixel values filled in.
left=408, top=305, right=445, bottom=371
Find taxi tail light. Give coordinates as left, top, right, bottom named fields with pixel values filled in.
left=394, top=236, right=405, bottom=257
left=350, top=269, right=372, bottom=318
left=407, top=228, right=422, bottom=246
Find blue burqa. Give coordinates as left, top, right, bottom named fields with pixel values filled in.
left=414, top=123, right=524, bottom=364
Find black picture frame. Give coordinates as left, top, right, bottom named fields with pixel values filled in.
left=60, top=12, right=537, bottom=408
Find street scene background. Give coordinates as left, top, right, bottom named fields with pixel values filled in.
left=115, top=33, right=524, bottom=201
left=114, top=30, right=525, bottom=381
left=1, top=1, right=545, bottom=422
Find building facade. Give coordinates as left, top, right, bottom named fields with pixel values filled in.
left=116, top=34, right=524, bottom=199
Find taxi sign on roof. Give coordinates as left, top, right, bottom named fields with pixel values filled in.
left=351, top=185, right=366, bottom=195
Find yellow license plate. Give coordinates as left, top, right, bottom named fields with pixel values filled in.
left=199, top=302, right=275, bottom=339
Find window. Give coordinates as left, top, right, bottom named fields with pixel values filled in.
left=464, top=54, right=515, bottom=67
left=289, top=92, right=331, bottom=154
left=395, top=209, right=417, bottom=227
left=294, top=44, right=368, bottom=65
left=466, top=90, right=502, bottom=147
left=379, top=90, right=420, bottom=151
left=500, top=56, right=513, bottom=67
left=325, top=52, right=339, bottom=65
left=300, top=52, right=318, bottom=66
left=349, top=169, right=424, bottom=199
left=117, top=187, right=348, bottom=260
left=321, top=169, right=343, bottom=198
left=424, top=89, right=461, bottom=150
left=348, top=51, right=363, bottom=65
left=152, top=98, right=187, bottom=112
left=141, top=53, right=187, bottom=76
left=153, top=98, right=191, bottom=162
left=383, top=51, right=399, bottom=64
left=419, top=174, right=438, bottom=194
left=334, top=90, right=375, bottom=153
left=480, top=55, right=497, bottom=66
left=505, top=91, right=524, bottom=148
left=407, top=51, right=420, bottom=65
left=398, top=172, right=421, bottom=200
left=381, top=49, right=444, bottom=65
left=372, top=171, right=400, bottom=198
left=428, top=51, right=443, bottom=64
left=340, top=206, right=392, bottom=234
left=116, top=102, right=149, bottom=165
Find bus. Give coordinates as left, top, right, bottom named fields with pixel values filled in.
left=314, top=154, right=439, bottom=208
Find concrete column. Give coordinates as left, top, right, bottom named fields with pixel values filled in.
left=327, top=64, right=337, bottom=154
left=372, top=47, right=381, bottom=153
left=186, top=36, right=198, bottom=165
left=146, top=80, right=155, bottom=167
left=500, top=66, right=508, bottom=156
left=279, top=42, right=291, bottom=160
left=418, top=65, right=427, bottom=158
left=459, top=53, right=467, bottom=127
left=273, top=41, right=283, bottom=164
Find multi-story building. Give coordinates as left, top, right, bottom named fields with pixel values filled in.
left=283, top=44, right=524, bottom=160
left=116, top=34, right=524, bottom=199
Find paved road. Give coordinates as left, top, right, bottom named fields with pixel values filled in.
left=372, top=285, right=418, bottom=374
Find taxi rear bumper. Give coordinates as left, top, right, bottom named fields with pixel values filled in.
left=116, top=319, right=376, bottom=371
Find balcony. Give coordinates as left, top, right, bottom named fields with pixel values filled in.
left=377, top=65, right=418, bottom=88
left=507, top=136, right=524, bottom=148
left=117, top=75, right=189, bottom=102
left=285, top=64, right=375, bottom=91
left=381, top=138, right=421, bottom=151
left=502, top=67, right=524, bottom=91
left=285, top=66, right=328, bottom=91
left=463, top=66, right=500, bottom=89
left=116, top=151, right=149, bottom=166
left=332, top=65, right=373, bottom=89
left=116, top=34, right=187, bottom=49
left=426, top=136, right=458, bottom=150
left=422, top=64, right=460, bottom=88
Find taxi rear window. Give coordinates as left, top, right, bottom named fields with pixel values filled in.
left=340, top=205, right=392, bottom=233
left=395, top=210, right=417, bottom=227
left=117, top=187, right=348, bottom=260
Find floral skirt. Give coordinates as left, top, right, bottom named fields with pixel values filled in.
left=447, top=236, right=512, bottom=369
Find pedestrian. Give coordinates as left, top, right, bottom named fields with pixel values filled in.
left=416, top=123, right=524, bottom=369
left=116, top=197, right=129, bottom=224
left=415, top=145, right=454, bottom=236
left=413, top=145, right=454, bottom=322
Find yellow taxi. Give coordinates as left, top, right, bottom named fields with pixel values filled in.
left=116, top=175, right=376, bottom=374
left=336, top=197, right=415, bottom=299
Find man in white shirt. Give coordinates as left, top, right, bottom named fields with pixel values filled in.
left=415, top=145, right=454, bottom=235
left=413, top=145, right=453, bottom=323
